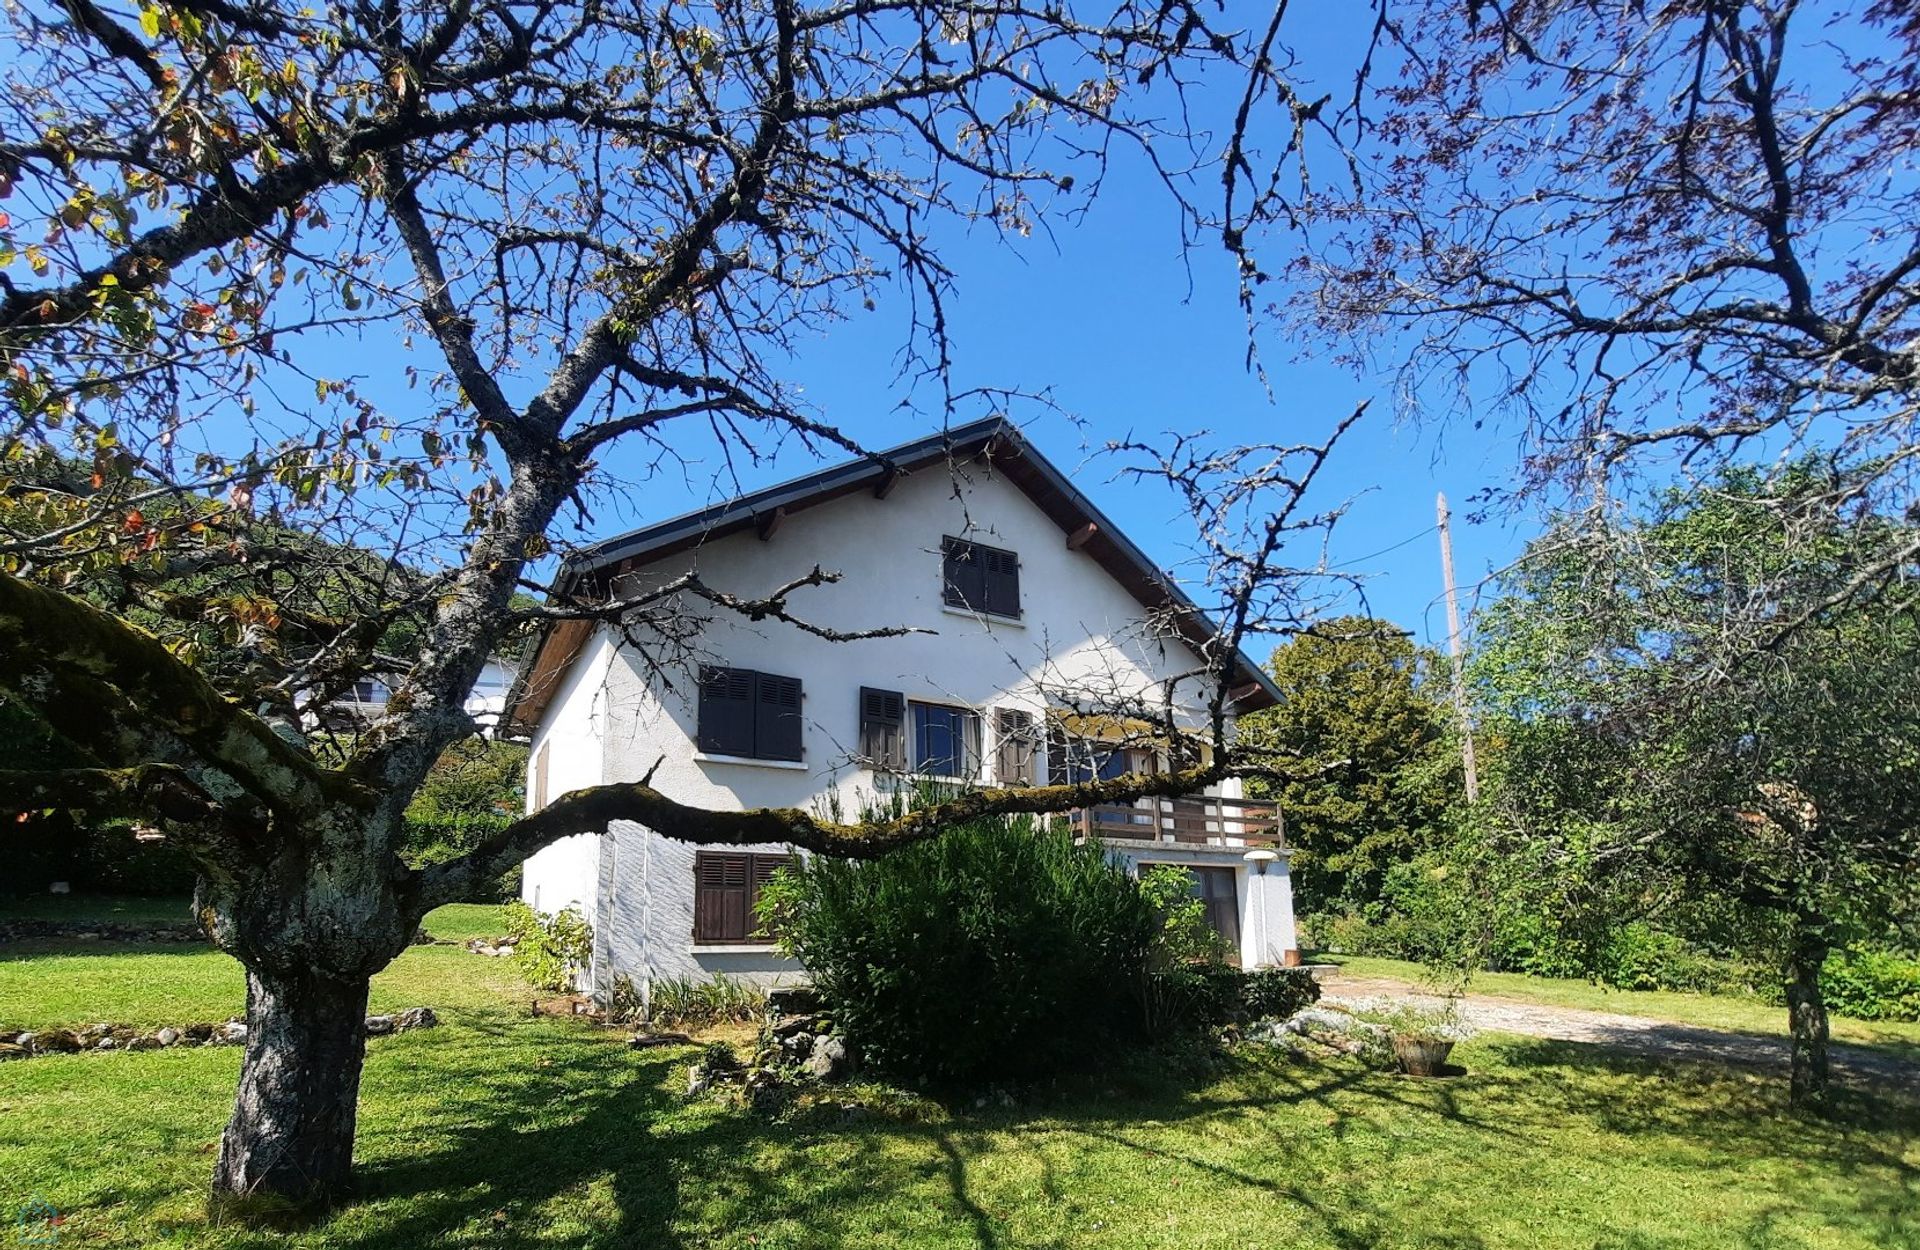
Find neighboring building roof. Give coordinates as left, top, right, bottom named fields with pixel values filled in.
left=501, top=417, right=1283, bottom=736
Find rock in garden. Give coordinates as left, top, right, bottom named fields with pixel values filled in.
left=128, top=1036, right=161, bottom=1051
left=771, top=1013, right=821, bottom=1039
left=0, top=1043, right=28, bottom=1061
left=27, top=1029, right=81, bottom=1055
left=156, top=1028, right=180, bottom=1047
left=804, top=1035, right=849, bottom=1082
left=364, top=1015, right=396, bottom=1036
left=687, top=1068, right=711, bottom=1096
left=628, top=1031, right=693, bottom=1049
left=393, top=1007, right=438, bottom=1032
left=220, top=1021, right=249, bottom=1044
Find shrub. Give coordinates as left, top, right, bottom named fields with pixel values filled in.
left=761, top=814, right=1160, bottom=1085
left=1822, top=948, right=1920, bottom=1022
left=1238, top=967, right=1323, bottom=1021
left=503, top=900, right=593, bottom=991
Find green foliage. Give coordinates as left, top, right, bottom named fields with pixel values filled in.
left=622, top=974, right=768, bottom=1029
left=406, top=738, right=528, bottom=822
left=1138, top=864, right=1228, bottom=965
left=1467, top=461, right=1920, bottom=1051
left=502, top=901, right=592, bottom=992
left=1235, top=616, right=1456, bottom=914
left=761, top=814, right=1162, bottom=1085
left=1820, top=949, right=1920, bottom=1023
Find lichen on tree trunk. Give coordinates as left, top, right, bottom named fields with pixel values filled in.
left=211, top=966, right=373, bottom=1213
left=1785, top=921, right=1831, bottom=1112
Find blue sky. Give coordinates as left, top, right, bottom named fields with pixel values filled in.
left=626, top=185, right=1535, bottom=656
left=564, top=10, right=1535, bottom=657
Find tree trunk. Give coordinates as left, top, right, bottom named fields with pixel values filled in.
left=1785, top=923, right=1831, bottom=1111
left=211, top=966, right=371, bottom=1214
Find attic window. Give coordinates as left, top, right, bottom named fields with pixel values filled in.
left=942, top=536, right=1021, bottom=618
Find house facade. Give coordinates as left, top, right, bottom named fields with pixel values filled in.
left=502, top=420, right=1298, bottom=996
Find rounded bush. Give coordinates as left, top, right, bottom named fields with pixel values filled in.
left=762, top=815, right=1160, bottom=1085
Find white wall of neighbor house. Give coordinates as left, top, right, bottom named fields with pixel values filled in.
left=519, top=632, right=617, bottom=921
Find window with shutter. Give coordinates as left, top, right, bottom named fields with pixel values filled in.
left=697, top=666, right=756, bottom=756
left=693, top=851, right=792, bottom=943
left=693, top=852, right=752, bottom=942
left=859, top=687, right=906, bottom=769
left=941, top=536, right=1019, bottom=617
left=994, top=707, right=1036, bottom=784
left=911, top=702, right=980, bottom=778
left=697, top=666, right=804, bottom=761
left=755, top=673, right=804, bottom=761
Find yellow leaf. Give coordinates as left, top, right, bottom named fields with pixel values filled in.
left=139, top=7, right=161, bottom=38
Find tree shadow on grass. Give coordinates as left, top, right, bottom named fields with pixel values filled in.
left=262, top=1020, right=1920, bottom=1250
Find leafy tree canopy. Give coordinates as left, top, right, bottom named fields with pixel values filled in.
left=1238, top=615, right=1455, bottom=914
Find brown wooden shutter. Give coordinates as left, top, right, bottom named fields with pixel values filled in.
left=532, top=743, right=550, bottom=809
left=995, top=708, right=1036, bottom=784
left=755, top=673, right=804, bottom=761
left=981, top=545, right=1021, bottom=617
left=942, top=536, right=985, bottom=610
left=697, top=666, right=756, bottom=756
left=860, top=687, right=906, bottom=768
left=694, top=852, right=751, bottom=941
left=749, top=854, right=786, bottom=939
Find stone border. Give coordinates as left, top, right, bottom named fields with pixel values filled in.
left=0, top=919, right=208, bottom=945
left=0, top=1008, right=438, bottom=1061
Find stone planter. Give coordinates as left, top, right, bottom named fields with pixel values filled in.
left=1393, top=1035, right=1455, bottom=1077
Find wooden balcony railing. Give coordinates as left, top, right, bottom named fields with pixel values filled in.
left=1068, top=795, right=1284, bottom=850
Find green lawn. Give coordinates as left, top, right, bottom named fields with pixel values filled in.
left=0, top=903, right=518, bottom=1030
left=1, top=903, right=1916, bottom=1248
left=1321, top=953, right=1920, bottom=1055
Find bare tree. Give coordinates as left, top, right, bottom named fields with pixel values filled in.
left=0, top=0, right=1348, bottom=1215
left=1246, top=0, right=1920, bottom=538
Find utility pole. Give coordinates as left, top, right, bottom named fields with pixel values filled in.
left=1437, top=492, right=1480, bottom=803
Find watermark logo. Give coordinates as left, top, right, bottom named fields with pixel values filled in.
left=14, top=1196, right=62, bottom=1245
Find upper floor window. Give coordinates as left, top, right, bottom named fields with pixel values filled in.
left=697, top=666, right=804, bottom=761
left=942, top=536, right=1021, bottom=618
left=1047, top=723, right=1155, bottom=785
left=912, top=702, right=980, bottom=778
left=859, top=687, right=908, bottom=770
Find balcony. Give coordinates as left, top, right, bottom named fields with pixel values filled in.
left=1068, top=795, right=1285, bottom=851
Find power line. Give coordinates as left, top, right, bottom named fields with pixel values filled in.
left=1329, top=523, right=1440, bottom=570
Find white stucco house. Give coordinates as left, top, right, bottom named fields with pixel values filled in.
left=501, top=419, right=1298, bottom=997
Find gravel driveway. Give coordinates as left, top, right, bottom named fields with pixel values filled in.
left=1317, top=973, right=1920, bottom=1093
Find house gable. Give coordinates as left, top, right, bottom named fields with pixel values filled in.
left=503, top=418, right=1279, bottom=738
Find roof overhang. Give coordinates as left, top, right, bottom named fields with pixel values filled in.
left=501, top=418, right=1282, bottom=737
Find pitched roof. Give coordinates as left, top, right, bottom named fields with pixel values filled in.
left=501, top=417, right=1281, bottom=735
